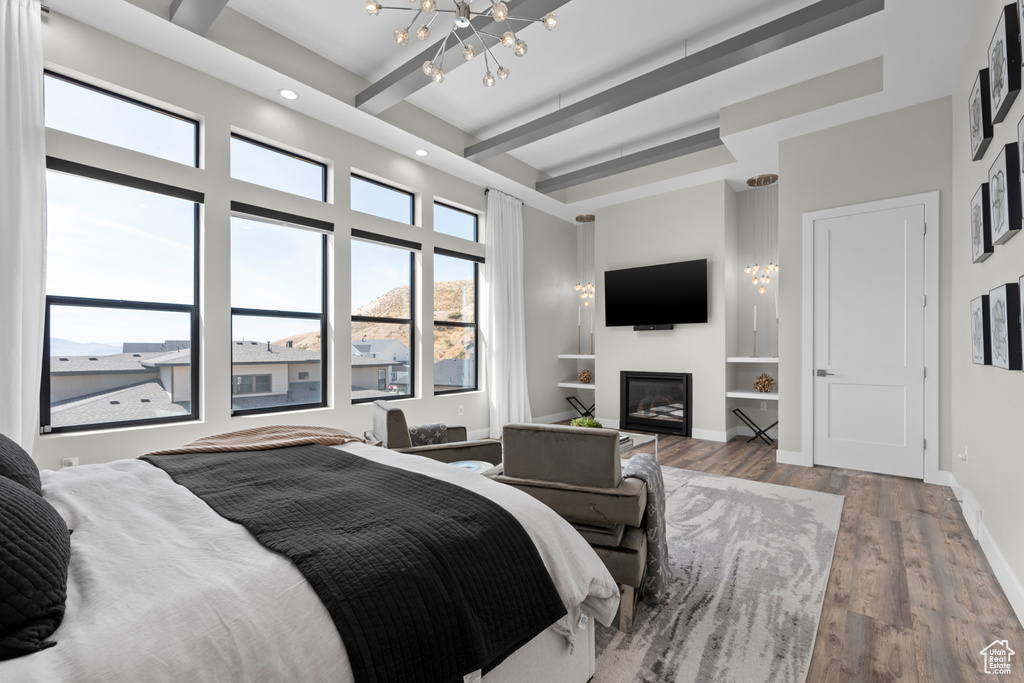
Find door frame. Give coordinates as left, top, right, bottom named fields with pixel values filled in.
left=800, top=192, right=941, bottom=483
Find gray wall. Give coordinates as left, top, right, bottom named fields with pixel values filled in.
left=776, top=97, right=954, bottom=471
left=950, top=0, right=1024, bottom=608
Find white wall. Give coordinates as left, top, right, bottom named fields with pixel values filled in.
left=24, top=14, right=570, bottom=468
left=232, top=364, right=289, bottom=395
left=950, top=0, right=1024, bottom=619
left=776, top=97, right=954, bottom=470
left=594, top=181, right=733, bottom=439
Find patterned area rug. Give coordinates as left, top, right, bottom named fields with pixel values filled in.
left=594, top=467, right=844, bottom=683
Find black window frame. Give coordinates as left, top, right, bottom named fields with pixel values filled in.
left=434, top=201, right=479, bottom=242
left=230, top=134, right=328, bottom=202
left=39, top=158, right=202, bottom=434
left=229, top=202, right=331, bottom=417
left=351, top=230, right=419, bottom=403
left=44, top=70, right=200, bottom=168
left=432, top=247, right=482, bottom=395
left=351, top=173, right=415, bottom=225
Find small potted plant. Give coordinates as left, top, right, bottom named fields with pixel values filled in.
left=570, top=416, right=603, bottom=428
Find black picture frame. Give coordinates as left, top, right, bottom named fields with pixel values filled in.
left=972, top=183, right=994, bottom=263
left=972, top=294, right=992, bottom=365
left=989, top=283, right=1022, bottom=370
left=1020, top=274, right=1024, bottom=370
left=988, top=143, right=1022, bottom=246
left=989, top=4, right=1021, bottom=124
left=971, top=69, right=994, bottom=161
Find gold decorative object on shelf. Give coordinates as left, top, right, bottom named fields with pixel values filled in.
left=754, top=373, right=775, bottom=393
left=578, top=368, right=593, bottom=384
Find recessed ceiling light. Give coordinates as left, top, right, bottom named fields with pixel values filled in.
left=278, top=88, right=299, bottom=100
left=415, top=149, right=429, bottom=157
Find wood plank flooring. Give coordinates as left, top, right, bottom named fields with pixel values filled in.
left=644, top=434, right=1024, bottom=682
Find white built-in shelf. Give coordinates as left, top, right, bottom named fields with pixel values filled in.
left=558, top=382, right=597, bottom=390
left=726, top=356, right=779, bottom=364
left=558, top=354, right=596, bottom=360
left=726, top=389, right=779, bottom=400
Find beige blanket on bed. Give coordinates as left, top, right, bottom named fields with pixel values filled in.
left=146, top=425, right=376, bottom=455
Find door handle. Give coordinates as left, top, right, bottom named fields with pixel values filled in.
left=816, top=369, right=834, bottom=377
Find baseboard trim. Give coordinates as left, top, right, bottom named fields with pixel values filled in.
left=776, top=449, right=812, bottom=467
left=691, top=428, right=727, bottom=443
left=948, top=472, right=1024, bottom=628
left=532, top=410, right=576, bottom=425
left=726, top=425, right=779, bottom=441
left=596, top=417, right=620, bottom=429
left=925, top=469, right=952, bottom=487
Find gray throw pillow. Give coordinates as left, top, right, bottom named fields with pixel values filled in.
left=0, top=477, right=71, bottom=660
left=408, top=423, right=449, bottom=446
left=0, top=433, right=41, bottom=496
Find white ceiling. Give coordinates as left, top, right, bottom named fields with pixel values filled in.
left=52, top=0, right=977, bottom=219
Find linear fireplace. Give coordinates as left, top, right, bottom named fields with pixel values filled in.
left=620, top=371, right=692, bottom=437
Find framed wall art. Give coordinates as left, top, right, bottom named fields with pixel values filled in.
left=1020, top=274, right=1024, bottom=369
left=989, top=283, right=1022, bottom=370
left=988, top=143, right=1021, bottom=246
left=970, top=69, right=994, bottom=160
left=972, top=183, right=993, bottom=262
left=972, top=294, right=992, bottom=365
left=990, top=4, right=1021, bottom=124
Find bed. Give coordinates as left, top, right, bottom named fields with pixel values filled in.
left=0, top=434, right=620, bottom=682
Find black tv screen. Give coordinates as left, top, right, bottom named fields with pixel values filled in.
left=604, top=259, right=708, bottom=327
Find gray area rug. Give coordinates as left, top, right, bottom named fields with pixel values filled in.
left=594, top=467, right=844, bottom=683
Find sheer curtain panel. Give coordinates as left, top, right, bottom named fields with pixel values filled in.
left=483, top=189, right=532, bottom=437
left=0, top=0, right=45, bottom=448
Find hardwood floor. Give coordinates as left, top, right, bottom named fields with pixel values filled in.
left=646, top=434, right=1024, bottom=682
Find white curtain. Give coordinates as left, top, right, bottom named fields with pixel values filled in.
left=0, top=0, right=45, bottom=449
left=483, top=188, right=531, bottom=437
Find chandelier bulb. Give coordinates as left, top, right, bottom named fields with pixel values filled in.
left=422, top=60, right=435, bottom=76
left=416, top=25, right=430, bottom=40
left=752, top=278, right=758, bottom=285
left=513, top=39, right=528, bottom=57
left=366, top=0, right=381, bottom=15
left=491, top=2, right=508, bottom=22
left=463, top=44, right=476, bottom=60
left=759, top=286, right=766, bottom=294
left=542, top=13, right=557, bottom=29
left=420, top=0, right=435, bottom=12
left=497, top=65, right=509, bottom=80
left=432, top=67, right=445, bottom=83
left=395, top=28, right=409, bottom=45
left=501, top=31, right=516, bottom=47
left=482, top=71, right=495, bottom=86
left=584, top=301, right=589, bottom=307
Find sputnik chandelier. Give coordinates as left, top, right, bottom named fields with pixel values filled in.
left=364, top=0, right=556, bottom=86
left=744, top=174, right=779, bottom=295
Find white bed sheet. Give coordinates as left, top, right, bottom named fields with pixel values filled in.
left=1, top=443, right=618, bottom=682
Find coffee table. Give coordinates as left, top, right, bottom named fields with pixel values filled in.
left=617, top=431, right=658, bottom=461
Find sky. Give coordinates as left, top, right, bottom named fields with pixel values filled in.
left=44, top=74, right=479, bottom=351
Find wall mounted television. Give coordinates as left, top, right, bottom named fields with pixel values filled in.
left=604, top=259, right=708, bottom=329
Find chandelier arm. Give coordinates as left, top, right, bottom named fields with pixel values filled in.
left=435, top=30, right=452, bottom=70
left=470, top=21, right=505, bottom=68
left=404, top=10, right=423, bottom=31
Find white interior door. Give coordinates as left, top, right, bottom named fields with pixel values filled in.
left=812, top=204, right=925, bottom=478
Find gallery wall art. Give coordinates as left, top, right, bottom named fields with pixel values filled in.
left=988, top=144, right=1021, bottom=246
left=972, top=295, right=992, bottom=365
left=988, top=283, right=1022, bottom=370
left=989, top=4, right=1021, bottom=124
left=971, top=69, right=994, bottom=161
left=971, top=183, right=993, bottom=263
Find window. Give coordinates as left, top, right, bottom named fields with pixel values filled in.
left=351, top=174, right=414, bottom=224
left=434, top=202, right=478, bottom=241
left=231, top=135, right=326, bottom=201
left=230, top=206, right=329, bottom=415
left=351, top=235, right=417, bottom=402
left=44, top=72, right=198, bottom=167
left=41, top=164, right=200, bottom=432
left=433, top=250, right=479, bottom=394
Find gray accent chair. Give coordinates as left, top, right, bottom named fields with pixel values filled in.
left=490, top=423, right=648, bottom=632
left=364, top=400, right=502, bottom=465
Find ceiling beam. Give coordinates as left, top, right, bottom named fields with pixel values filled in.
left=169, top=0, right=229, bottom=36
left=356, top=0, right=568, bottom=116
left=466, top=0, right=884, bottom=162
left=535, top=129, right=724, bottom=194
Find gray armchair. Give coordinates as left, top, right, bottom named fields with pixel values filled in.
left=490, top=423, right=649, bottom=632
left=364, top=400, right=502, bottom=465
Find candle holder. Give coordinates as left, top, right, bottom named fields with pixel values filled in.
left=775, top=317, right=779, bottom=358
left=753, top=330, right=758, bottom=357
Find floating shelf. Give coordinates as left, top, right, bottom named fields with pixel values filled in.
left=726, top=356, right=779, bottom=364
left=726, top=389, right=779, bottom=400
left=558, top=382, right=597, bottom=390
left=558, top=354, right=596, bottom=360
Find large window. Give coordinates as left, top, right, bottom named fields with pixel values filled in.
left=351, top=174, right=414, bottom=224
left=41, top=164, right=200, bottom=432
left=230, top=206, right=329, bottom=415
left=230, top=135, right=327, bottom=201
left=433, top=251, right=479, bottom=394
left=44, top=72, right=198, bottom=167
left=434, top=202, right=478, bottom=242
left=351, top=234, right=417, bottom=402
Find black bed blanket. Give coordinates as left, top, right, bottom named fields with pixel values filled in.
left=141, top=444, right=566, bottom=683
